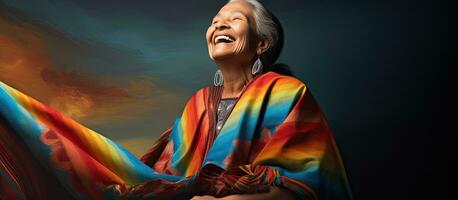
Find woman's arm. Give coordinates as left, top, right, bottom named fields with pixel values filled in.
left=191, top=187, right=297, bottom=200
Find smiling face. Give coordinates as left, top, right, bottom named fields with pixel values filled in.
left=206, top=1, right=259, bottom=63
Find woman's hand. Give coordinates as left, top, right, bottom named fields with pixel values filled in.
left=190, top=187, right=296, bottom=200
left=190, top=195, right=219, bottom=200
left=226, top=187, right=296, bottom=200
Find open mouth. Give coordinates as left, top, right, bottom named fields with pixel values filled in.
left=214, top=35, right=235, bottom=44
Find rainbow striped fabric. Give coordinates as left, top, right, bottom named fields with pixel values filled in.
left=1, top=72, right=353, bottom=199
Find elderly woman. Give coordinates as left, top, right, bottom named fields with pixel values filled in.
left=0, top=0, right=352, bottom=199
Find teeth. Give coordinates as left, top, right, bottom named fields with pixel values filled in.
left=215, top=35, right=234, bottom=43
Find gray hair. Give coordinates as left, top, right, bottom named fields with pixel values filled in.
left=228, top=0, right=278, bottom=55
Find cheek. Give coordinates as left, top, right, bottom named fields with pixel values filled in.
left=205, top=27, right=213, bottom=44
left=233, top=25, right=252, bottom=53
left=234, top=37, right=248, bottom=54
left=205, top=27, right=215, bottom=59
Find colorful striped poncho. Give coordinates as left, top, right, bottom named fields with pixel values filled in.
left=0, top=72, right=353, bottom=199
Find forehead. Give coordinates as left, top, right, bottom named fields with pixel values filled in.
left=215, top=1, right=254, bottom=17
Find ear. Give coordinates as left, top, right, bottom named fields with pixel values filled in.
left=256, top=38, right=269, bottom=55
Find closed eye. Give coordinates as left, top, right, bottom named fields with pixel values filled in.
left=230, top=12, right=246, bottom=21
left=211, top=17, right=220, bottom=25
left=231, top=15, right=245, bottom=21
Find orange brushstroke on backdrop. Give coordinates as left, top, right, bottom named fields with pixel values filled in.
left=0, top=14, right=153, bottom=124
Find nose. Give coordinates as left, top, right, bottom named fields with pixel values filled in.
left=215, top=21, right=230, bottom=30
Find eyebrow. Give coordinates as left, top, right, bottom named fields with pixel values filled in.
left=214, top=10, right=246, bottom=18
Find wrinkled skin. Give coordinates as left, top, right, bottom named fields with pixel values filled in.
left=206, top=1, right=267, bottom=65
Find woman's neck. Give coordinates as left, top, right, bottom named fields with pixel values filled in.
left=218, top=62, right=253, bottom=99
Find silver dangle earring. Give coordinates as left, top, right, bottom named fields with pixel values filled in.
left=214, top=69, right=223, bottom=86
left=252, top=57, right=263, bottom=75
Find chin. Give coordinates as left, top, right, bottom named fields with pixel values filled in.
left=210, top=51, right=235, bottom=61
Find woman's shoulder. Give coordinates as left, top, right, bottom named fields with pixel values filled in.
left=182, top=85, right=215, bottom=106
left=259, top=71, right=307, bottom=90
left=183, top=87, right=208, bottom=104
